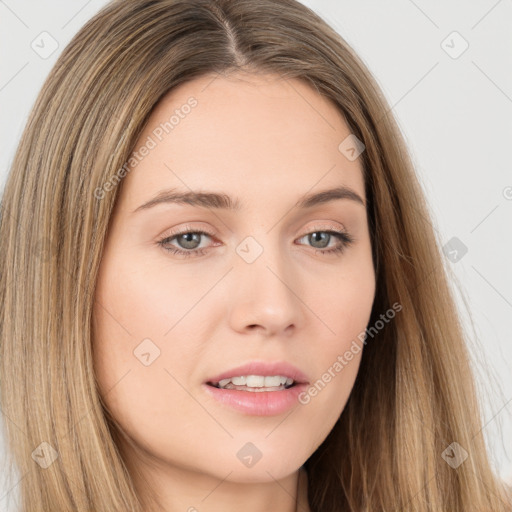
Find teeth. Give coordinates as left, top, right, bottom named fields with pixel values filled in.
left=216, top=375, right=294, bottom=389
left=218, top=378, right=233, bottom=388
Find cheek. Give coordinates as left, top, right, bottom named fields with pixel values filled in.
left=92, top=247, right=207, bottom=346
left=307, top=246, right=376, bottom=355
left=91, top=253, right=210, bottom=442
left=91, top=286, right=206, bottom=464
left=91, top=255, right=192, bottom=388
left=297, top=251, right=375, bottom=437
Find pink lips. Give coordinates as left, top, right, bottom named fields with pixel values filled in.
left=203, top=361, right=309, bottom=416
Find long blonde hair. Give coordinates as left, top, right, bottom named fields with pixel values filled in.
left=1, top=0, right=510, bottom=510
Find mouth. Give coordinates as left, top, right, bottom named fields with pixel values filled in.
left=206, top=375, right=298, bottom=392
left=202, top=361, right=309, bottom=415
left=204, top=361, right=309, bottom=391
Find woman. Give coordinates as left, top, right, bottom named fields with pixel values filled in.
left=0, top=0, right=510, bottom=510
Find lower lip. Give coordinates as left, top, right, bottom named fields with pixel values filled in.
left=203, top=383, right=309, bottom=416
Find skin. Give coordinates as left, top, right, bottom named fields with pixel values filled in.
left=92, top=71, right=376, bottom=512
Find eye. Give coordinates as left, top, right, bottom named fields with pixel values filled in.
left=296, top=227, right=354, bottom=256
left=157, top=224, right=216, bottom=259
left=156, top=224, right=354, bottom=258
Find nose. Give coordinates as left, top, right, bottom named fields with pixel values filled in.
left=227, top=248, right=304, bottom=337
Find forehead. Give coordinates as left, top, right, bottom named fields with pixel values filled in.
left=117, top=72, right=365, bottom=212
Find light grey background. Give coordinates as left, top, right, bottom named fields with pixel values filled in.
left=1, top=1, right=511, bottom=509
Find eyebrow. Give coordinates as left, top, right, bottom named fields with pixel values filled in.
left=131, top=185, right=366, bottom=214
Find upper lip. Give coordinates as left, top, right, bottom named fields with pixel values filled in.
left=205, top=361, right=309, bottom=385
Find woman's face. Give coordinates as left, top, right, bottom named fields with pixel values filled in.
left=92, top=72, right=375, bottom=485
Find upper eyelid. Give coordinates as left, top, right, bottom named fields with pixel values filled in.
left=162, top=220, right=349, bottom=237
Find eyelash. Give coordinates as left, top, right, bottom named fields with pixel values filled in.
left=156, top=224, right=355, bottom=259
